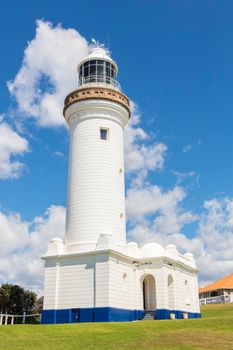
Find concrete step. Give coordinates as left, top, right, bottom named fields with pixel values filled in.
left=142, top=311, right=155, bottom=320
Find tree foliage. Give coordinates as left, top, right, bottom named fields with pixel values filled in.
left=34, top=296, right=44, bottom=314
left=0, top=284, right=37, bottom=315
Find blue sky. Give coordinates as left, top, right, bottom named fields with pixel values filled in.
left=1, top=0, right=233, bottom=292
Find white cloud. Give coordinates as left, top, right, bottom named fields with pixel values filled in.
left=124, top=102, right=167, bottom=181
left=128, top=224, right=202, bottom=258
left=171, top=170, right=200, bottom=187
left=0, top=122, right=29, bottom=179
left=53, top=151, right=65, bottom=159
left=127, top=192, right=233, bottom=285
left=182, top=144, right=193, bottom=153
left=1, top=193, right=232, bottom=291
left=127, top=185, right=186, bottom=222
left=126, top=183, right=197, bottom=249
left=8, top=20, right=89, bottom=127
left=196, top=197, right=233, bottom=284
left=0, top=205, right=66, bottom=294
left=182, top=139, right=202, bottom=153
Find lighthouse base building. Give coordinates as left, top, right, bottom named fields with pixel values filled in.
left=42, top=240, right=200, bottom=323
left=41, top=44, right=200, bottom=323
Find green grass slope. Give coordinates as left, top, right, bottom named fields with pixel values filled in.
left=0, top=304, right=233, bottom=350
left=201, top=302, right=233, bottom=318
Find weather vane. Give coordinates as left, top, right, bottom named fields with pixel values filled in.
left=90, top=38, right=105, bottom=48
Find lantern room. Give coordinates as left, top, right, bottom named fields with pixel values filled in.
left=77, top=46, right=119, bottom=88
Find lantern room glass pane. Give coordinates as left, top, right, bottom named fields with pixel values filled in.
left=106, top=65, right=110, bottom=78
left=90, top=60, right=97, bottom=65
left=97, top=65, right=104, bottom=76
left=97, top=66, right=104, bottom=82
left=90, top=64, right=96, bottom=82
left=84, top=65, right=89, bottom=77
left=90, top=65, right=96, bottom=76
left=97, top=60, right=104, bottom=66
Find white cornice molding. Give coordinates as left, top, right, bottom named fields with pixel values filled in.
left=42, top=248, right=199, bottom=273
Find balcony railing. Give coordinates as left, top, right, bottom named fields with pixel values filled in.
left=78, top=75, right=120, bottom=90
left=199, top=294, right=233, bottom=305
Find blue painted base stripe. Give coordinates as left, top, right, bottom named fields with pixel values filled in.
left=41, top=307, right=201, bottom=324
left=156, top=309, right=201, bottom=320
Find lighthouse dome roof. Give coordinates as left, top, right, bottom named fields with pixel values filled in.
left=141, top=242, right=165, bottom=258
left=77, top=45, right=118, bottom=72
left=87, top=47, right=111, bottom=60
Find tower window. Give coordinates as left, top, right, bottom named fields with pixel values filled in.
left=100, top=128, right=108, bottom=140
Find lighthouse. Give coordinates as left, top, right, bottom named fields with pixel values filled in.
left=64, top=44, right=130, bottom=254
left=41, top=43, right=201, bottom=323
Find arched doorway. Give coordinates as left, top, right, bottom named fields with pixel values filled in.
left=168, top=274, right=175, bottom=310
left=142, top=275, right=156, bottom=311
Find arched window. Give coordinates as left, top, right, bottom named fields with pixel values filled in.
left=167, top=275, right=175, bottom=310
left=185, top=280, right=190, bottom=305
left=123, top=272, right=127, bottom=291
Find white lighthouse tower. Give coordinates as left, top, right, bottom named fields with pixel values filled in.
left=64, top=45, right=129, bottom=254
left=41, top=43, right=201, bottom=323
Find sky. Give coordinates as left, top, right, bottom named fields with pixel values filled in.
left=0, top=0, right=233, bottom=294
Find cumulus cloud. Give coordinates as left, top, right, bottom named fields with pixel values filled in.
left=126, top=184, right=197, bottom=250
left=0, top=122, right=29, bottom=179
left=0, top=205, right=66, bottom=294
left=197, top=197, right=233, bottom=285
left=8, top=20, right=89, bottom=127
left=124, top=102, right=167, bottom=183
left=127, top=185, right=186, bottom=222
left=127, top=192, right=233, bottom=285
left=1, top=196, right=232, bottom=291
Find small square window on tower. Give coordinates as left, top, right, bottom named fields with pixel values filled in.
left=100, top=128, right=109, bottom=140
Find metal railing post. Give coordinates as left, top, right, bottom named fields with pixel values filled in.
left=5, top=315, right=8, bottom=325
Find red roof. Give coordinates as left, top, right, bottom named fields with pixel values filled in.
left=199, top=273, right=233, bottom=293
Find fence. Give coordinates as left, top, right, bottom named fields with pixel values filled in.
left=0, top=312, right=41, bottom=325
left=199, top=294, right=233, bottom=305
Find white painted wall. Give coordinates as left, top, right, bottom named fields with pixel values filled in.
left=43, top=259, right=59, bottom=310
left=171, top=267, right=200, bottom=314
left=43, top=252, right=200, bottom=315
left=108, top=255, right=135, bottom=310
left=43, top=253, right=111, bottom=310
left=64, top=100, right=129, bottom=253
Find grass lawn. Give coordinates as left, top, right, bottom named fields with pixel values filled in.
left=0, top=304, right=233, bottom=350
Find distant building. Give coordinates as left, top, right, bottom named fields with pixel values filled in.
left=199, top=273, right=233, bottom=305
left=41, top=44, right=201, bottom=324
